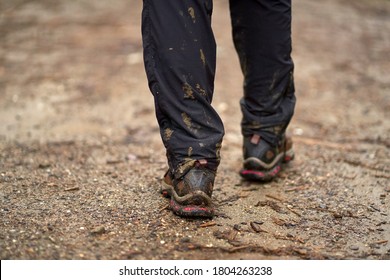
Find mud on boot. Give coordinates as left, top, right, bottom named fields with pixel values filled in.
left=161, top=160, right=215, bottom=218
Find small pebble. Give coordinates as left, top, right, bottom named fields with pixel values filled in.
left=126, top=154, right=138, bottom=161
left=180, top=237, right=191, bottom=243
left=38, top=162, right=51, bottom=169
left=349, top=245, right=359, bottom=251
left=333, top=213, right=343, bottom=219
left=90, top=226, right=106, bottom=235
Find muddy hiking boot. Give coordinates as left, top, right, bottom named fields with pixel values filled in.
left=240, top=134, right=294, bottom=181
left=161, top=160, right=215, bottom=218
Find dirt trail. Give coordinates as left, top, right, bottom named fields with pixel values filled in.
left=1, top=0, right=389, bottom=259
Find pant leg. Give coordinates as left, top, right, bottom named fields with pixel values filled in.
left=229, top=0, right=296, bottom=146
left=142, top=0, right=224, bottom=177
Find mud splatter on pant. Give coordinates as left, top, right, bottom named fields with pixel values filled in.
left=142, top=0, right=296, bottom=177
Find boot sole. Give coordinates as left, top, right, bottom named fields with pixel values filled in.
left=161, top=181, right=214, bottom=218
left=240, top=149, right=295, bottom=181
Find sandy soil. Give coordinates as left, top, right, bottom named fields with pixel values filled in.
left=1, top=0, right=389, bottom=259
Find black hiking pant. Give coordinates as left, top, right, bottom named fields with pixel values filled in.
left=142, top=0, right=296, bottom=177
